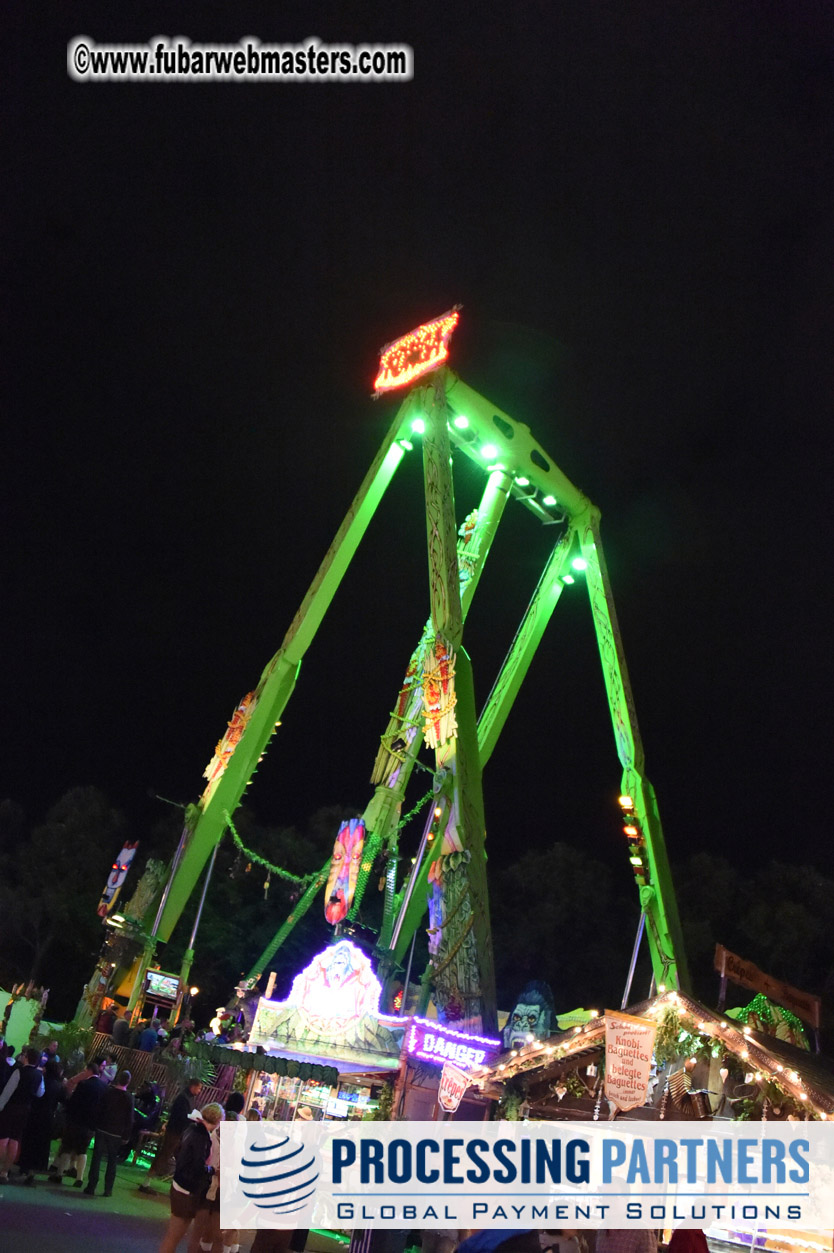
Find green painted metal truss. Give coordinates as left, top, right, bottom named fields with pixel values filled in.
left=142, top=366, right=688, bottom=1031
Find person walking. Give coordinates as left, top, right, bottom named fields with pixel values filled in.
left=83, top=1068, right=134, bottom=1197
left=189, top=1090, right=246, bottom=1253
left=49, top=1057, right=107, bottom=1186
left=158, top=1103, right=223, bottom=1253
left=0, top=1047, right=45, bottom=1184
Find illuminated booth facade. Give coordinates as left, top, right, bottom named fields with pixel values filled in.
left=241, top=941, right=406, bottom=1121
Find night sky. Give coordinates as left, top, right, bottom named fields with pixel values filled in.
left=4, top=1, right=834, bottom=952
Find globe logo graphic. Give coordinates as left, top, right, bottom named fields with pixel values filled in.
left=238, top=1133, right=320, bottom=1215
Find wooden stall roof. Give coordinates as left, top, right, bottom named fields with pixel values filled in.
left=468, top=990, right=834, bottom=1119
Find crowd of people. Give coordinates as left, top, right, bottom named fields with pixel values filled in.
left=0, top=1024, right=263, bottom=1251
left=94, top=1001, right=248, bottom=1053
left=0, top=1032, right=165, bottom=1192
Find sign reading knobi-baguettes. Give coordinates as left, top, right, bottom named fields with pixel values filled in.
left=220, top=1121, right=834, bottom=1232
left=604, top=1009, right=657, bottom=1112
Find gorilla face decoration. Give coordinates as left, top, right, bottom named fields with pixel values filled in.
left=502, top=980, right=555, bottom=1051
left=324, top=819, right=366, bottom=925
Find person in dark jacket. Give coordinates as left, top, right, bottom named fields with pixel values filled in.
left=111, top=1010, right=131, bottom=1047
left=119, top=1079, right=161, bottom=1162
left=83, top=1068, right=134, bottom=1197
left=18, top=1059, right=65, bottom=1182
left=137, top=1020, right=161, bottom=1052
left=0, top=1047, right=44, bottom=1183
left=144, top=1078, right=202, bottom=1183
left=157, top=1103, right=223, bottom=1253
left=49, top=1058, right=107, bottom=1186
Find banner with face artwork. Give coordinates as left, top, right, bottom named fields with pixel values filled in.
left=97, top=840, right=139, bottom=918
left=324, top=819, right=366, bottom=924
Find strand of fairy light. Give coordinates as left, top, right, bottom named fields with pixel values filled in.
left=646, top=990, right=830, bottom=1120
left=468, top=1013, right=605, bottom=1092
left=469, top=990, right=831, bottom=1118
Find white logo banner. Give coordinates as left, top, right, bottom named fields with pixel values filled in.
left=219, top=1120, right=834, bottom=1231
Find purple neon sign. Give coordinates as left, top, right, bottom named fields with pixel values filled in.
left=406, top=1017, right=502, bottom=1070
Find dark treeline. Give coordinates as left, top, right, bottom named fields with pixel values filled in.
left=1, top=788, right=832, bottom=1032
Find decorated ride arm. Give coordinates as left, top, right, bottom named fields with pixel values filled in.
left=151, top=395, right=417, bottom=945
left=577, top=511, right=689, bottom=992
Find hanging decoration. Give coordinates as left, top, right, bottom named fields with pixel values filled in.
left=323, top=818, right=366, bottom=924
left=373, top=307, right=461, bottom=395
left=603, top=1009, right=658, bottom=1113
left=202, top=690, right=258, bottom=805
left=96, top=840, right=139, bottom=918
left=370, top=638, right=425, bottom=786
left=422, top=633, right=457, bottom=748
left=223, top=810, right=318, bottom=888
left=456, top=509, right=480, bottom=593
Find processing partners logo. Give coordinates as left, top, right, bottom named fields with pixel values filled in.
left=221, top=1120, right=834, bottom=1233
left=236, top=1129, right=319, bottom=1220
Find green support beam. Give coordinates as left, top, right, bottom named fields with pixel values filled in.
left=154, top=400, right=414, bottom=944
left=577, top=511, right=690, bottom=992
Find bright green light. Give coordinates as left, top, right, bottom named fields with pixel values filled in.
left=480, top=443, right=498, bottom=460
left=411, top=417, right=426, bottom=435
left=516, top=476, right=530, bottom=487
left=453, top=414, right=469, bottom=429
left=398, top=438, right=413, bottom=452
left=571, top=557, right=588, bottom=571
left=542, top=494, right=557, bottom=506
left=561, top=574, right=575, bottom=585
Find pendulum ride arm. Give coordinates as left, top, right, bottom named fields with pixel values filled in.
left=412, top=373, right=497, bottom=1030
left=223, top=434, right=512, bottom=987
left=388, top=526, right=578, bottom=968
left=387, top=368, right=689, bottom=996
left=370, top=462, right=512, bottom=950
left=152, top=393, right=420, bottom=946
left=576, top=511, right=690, bottom=992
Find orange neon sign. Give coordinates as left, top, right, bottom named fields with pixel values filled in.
left=373, top=307, right=460, bottom=395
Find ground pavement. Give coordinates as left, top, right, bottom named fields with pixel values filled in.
left=0, top=1160, right=343, bottom=1253
left=0, top=1158, right=171, bottom=1251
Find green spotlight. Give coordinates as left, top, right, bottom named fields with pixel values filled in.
left=480, top=443, right=498, bottom=460
left=453, top=414, right=469, bottom=429
left=516, top=476, right=530, bottom=487
left=542, top=494, right=557, bottom=506
left=562, top=574, right=575, bottom=585
left=411, top=416, right=426, bottom=435
left=571, top=557, right=588, bottom=571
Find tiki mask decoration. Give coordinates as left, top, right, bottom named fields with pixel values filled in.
left=324, top=819, right=366, bottom=925
left=97, top=840, right=139, bottom=918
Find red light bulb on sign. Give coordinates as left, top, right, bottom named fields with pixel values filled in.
left=373, top=308, right=461, bottom=394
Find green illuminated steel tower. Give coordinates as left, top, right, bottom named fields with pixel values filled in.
left=79, top=312, right=688, bottom=1031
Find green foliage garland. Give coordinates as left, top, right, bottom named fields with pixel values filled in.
left=224, top=811, right=319, bottom=887
left=653, top=1007, right=683, bottom=1066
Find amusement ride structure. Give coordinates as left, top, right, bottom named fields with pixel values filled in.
left=79, top=309, right=688, bottom=1039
